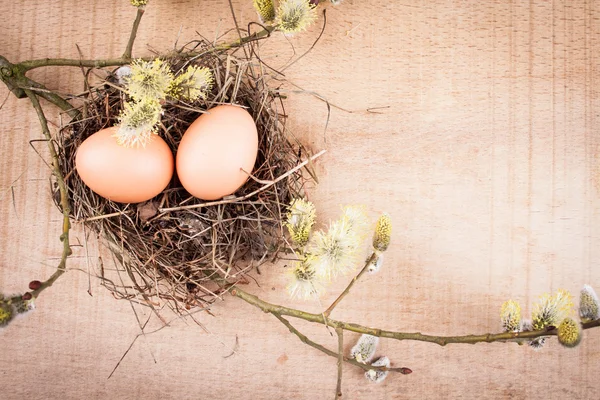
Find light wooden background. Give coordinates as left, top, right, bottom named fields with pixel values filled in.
left=1, top=1, right=599, bottom=399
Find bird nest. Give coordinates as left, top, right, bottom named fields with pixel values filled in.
left=54, top=40, right=316, bottom=312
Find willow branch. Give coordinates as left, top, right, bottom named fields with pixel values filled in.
left=19, top=90, right=72, bottom=300
left=123, top=7, right=145, bottom=59
left=335, top=326, right=343, bottom=399
left=16, top=26, right=276, bottom=72
left=324, top=252, right=376, bottom=317
left=0, top=55, right=79, bottom=117
left=232, top=287, right=600, bottom=346
left=19, top=57, right=132, bottom=71
left=271, top=314, right=410, bottom=374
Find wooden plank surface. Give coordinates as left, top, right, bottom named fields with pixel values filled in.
left=0, top=1, right=599, bottom=399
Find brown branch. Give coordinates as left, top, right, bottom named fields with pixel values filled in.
left=335, top=326, right=343, bottom=399
left=271, top=314, right=410, bottom=375
left=20, top=57, right=132, bottom=71
left=0, top=55, right=79, bottom=117
left=123, top=7, right=145, bottom=59
left=17, top=90, right=72, bottom=300
left=232, top=287, right=600, bottom=346
left=16, top=27, right=276, bottom=72
left=324, top=252, right=376, bottom=317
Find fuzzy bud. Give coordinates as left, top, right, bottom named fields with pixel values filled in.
left=0, top=302, right=14, bottom=327
left=115, top=98, right=162, bottom=147
left=532, top=289, right=574, bottom=331
left=372, top=213, right=392, bottom=252
left=528, top=337, right=547, bottom=350
left=286, top=258, right=326, bottom=300
left=579, top=284, right=600, bottom=323
left=350, top=334, right=379, bottom=364
left=500, top=299, right=522, bottom=332
left=276, top=0, right=318, bottom=35
left=365, top=356, right=390, bottom=383
left=125, top=59, right=173, bottom=102
left=130, top=0, right=148, bottom=7
left=367, top=252, right=384, bottom=274
left=557, top=317, right=582, bottom=348
left=253, top=0, right=276, bottom=23
left=285, top=198, right=316, bottom=248
left=169, top=65, right=213, bottom=102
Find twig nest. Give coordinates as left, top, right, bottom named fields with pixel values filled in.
left=55, top=41, right=314, bottom=311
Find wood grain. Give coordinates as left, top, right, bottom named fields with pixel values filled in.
left=0, top=1, right=598, bottom=399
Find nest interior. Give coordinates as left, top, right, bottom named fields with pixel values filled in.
left=55, top=40, right=313, bottom=311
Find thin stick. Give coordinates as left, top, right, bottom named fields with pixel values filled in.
left=323, top=252, right=376, bottom=317
left=159, top=150, right=326, bottom=213
left=15, top=28, right=275, bottom=72
left=123, top=7, right=145, bottom=59
left=335, top=326, right=343, bottom=399
left=271, top=314, right=410, bottom=374
left=14, top=91, right=72, bottom=300
left=77, top=211, right=126, bottom=222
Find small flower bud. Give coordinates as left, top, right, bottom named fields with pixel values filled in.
left=276, top=0, right=318, bottom=35
left=367, top=253, right=384, bottom=274
left=365, top=356, right=390, bottom=383
left=285, top=198, right=316, bottom=248
left=372, top=213, right=392, bottom=252
left=286, top=258, right=326, bottom=300
left=29, top=280, right=42, bottom=290
left=532, top=289, right=574, bottom=331
left=115, top=66, right=132, bottom=85
left=350, top=334, right=379, bottom=364
left=130, top=0, right=148, bottom=7
left=500, top=299, right=522, bottom=332
left=126, top=59, right=173, bottom=102
left=115, top=98, right=162, bottom=147
left=557, top=318, right=582, bottom=348
left=169, top=66, right=214, bottom=102
left=579, top=284, right=600, bottom=322
left=528, top=337, right=547, bottom=350
left=253, top=0, right=276, bottom=23
left=22, top=292, right=32, bottom=301
left=0, top=302, right=14, bottom=327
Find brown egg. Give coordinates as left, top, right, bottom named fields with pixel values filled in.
left=176, top=105, right=259, bottom=200
left=75, top=127, right=174, bottom=203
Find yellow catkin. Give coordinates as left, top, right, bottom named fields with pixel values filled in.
left=579, top=284, right=600, bottom=322
left=0, top=302, right=14, bottom=327
left=285, top=198, right=316, bottom=248
left=532, top=289, right=574, bottom=330
left=276, top=0, right=318, bottom=34
left=500, top=300, right=522, bottom=332
left=126, top=59, right=173, bottom=102
left=253, top=0, right=276, bottom=23
left=372, top=213, right=392, bottom=252
left=169, top=66, right=213, bottom=101
left=130, top=0, right=148, bottom=7
left=557, top=317, right=582, bottom=348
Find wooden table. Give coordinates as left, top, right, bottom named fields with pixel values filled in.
left=0, top=1, right=598, bottom=399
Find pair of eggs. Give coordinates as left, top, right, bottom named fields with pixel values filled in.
left=75, top=105, right=258, bottom=203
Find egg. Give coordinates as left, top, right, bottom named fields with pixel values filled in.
left=75, top=127, right=174, bottom=203
left=176, top=105, right=259, bottom=200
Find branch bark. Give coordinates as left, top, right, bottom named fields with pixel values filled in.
left=10, top=90, right=73, bottom=301
left=232, top=286, right=600, bottom=346
left=335, top=326, right=343, bottom=399
left=271, top=313, right=410, bottom=375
